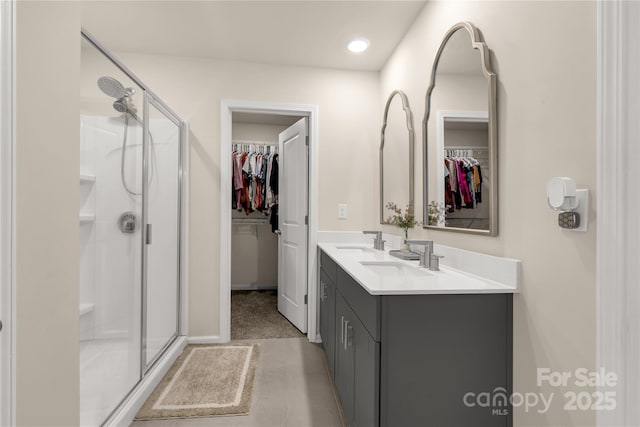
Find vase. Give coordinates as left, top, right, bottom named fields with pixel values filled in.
left=401, top=230, right=411, bottom=254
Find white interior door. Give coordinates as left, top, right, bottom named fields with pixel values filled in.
left=277, top=117, right=308, bottom=333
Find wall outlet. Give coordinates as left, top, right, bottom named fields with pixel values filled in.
left=338, top=204, right=348, bottom=219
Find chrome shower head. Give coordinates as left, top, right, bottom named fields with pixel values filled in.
left=97, top=76, right=126, bottom=99
left=113, top=98, right=128, bottom=113
left=97, top=76, right=136, bottom=99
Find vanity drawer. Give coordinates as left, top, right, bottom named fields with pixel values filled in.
left=320, top=250, right=338, bottom=284
left=337, top=267, right=381, bottom=341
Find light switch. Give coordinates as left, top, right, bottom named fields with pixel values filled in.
left=338, top=204, right=348, bottom=219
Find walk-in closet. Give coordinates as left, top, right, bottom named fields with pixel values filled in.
left=230, top=112, right=305, bottom=340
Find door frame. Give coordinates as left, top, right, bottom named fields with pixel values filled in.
left=435, top=110, right=488, bottom=209
left=219, top=100, right=319, bottom=343
left=0, top=0, right=15, bottom=425
left=597, top=0, right=640, bottom=425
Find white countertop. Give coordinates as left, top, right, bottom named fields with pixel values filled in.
left=318, top=241, right=520, bottom=296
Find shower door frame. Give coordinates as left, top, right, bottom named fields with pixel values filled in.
left=0, top=1, right=15, bottom=425
left=81, top=28, right=189, bottom=426
left=141, top=92, right=186, bottom=373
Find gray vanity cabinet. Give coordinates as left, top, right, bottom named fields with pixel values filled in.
left=334, top=294, right=355, bottom=423
left=319, top=250, right=339, bottom=375
left=321, top=249, right=380, bottom=427
left=319, top=268, right=336, bottom=374
left=318, top=249, right=513, bottom=427
left=335, top=291, right=380, bottom=427
left=380, top=294, right=512, bottom=427
left=335, top=265, right=381, bottom=427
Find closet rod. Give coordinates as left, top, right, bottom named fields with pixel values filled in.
left=232, top=139, right=278, bottom=146
left=443, top=146, right=489, bottom=150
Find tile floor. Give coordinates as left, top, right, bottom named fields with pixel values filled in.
left=130, top=337, right=345, bottom=427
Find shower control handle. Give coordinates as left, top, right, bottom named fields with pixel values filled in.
left=118, top=212, right=137, bottom=234
left=146, top=224, right=152, bottom=245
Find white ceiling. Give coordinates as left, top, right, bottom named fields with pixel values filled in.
left=81, top=1, right=427, bottom=71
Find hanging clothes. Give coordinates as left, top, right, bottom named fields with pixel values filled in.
left=443, top=150, right=483, bottom=213
left=268, top=154, right=279, bottom=233
left=474, top=164, right=482, bottom=203
left=269, top=204, right=279, bottom=233
left=231, top=145, right=279, bottom=220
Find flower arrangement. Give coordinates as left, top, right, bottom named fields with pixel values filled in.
left=428, top=201, right=445, bottom=226
left=384, top=201, right=419, bottom=240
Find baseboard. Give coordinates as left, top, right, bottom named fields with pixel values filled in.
left=231, top=283, right=277, bottom=291
left=309, top=331, right=321, bottom=344
left=187, top=335, right=229, bottom=344
left=103, top=336, right=187, bottom=427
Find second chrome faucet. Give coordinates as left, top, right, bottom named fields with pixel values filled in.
left=405, top=240, right=443, bottom=271
left=362, top=230, right=385, bottom=251
left=361, top=232, right=443, bottom=270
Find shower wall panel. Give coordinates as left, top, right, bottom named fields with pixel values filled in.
left=80, top=115, right=178, bottom=341
left=81, top=115, right=142, bottom=339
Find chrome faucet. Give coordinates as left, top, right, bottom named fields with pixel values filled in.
left=405, top=240, right=443, bottom=270
left=362, top=230, right=385, bottom=251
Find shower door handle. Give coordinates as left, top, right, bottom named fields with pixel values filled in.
left=146, top=224, right=152, bottom=245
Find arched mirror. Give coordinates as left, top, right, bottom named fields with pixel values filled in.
left=423, top=22, right=497, bottom=235
left=380, top=90, right=415, bottom=223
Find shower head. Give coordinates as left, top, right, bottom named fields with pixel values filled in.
left=113, top=98, right=128, bottom=113
left=97, top=76, right=136, bottom=99
left=97, top=76, right=126, bottom=99
left=98, top=76, right=138, bottom=114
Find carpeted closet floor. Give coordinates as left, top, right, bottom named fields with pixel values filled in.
left=231, top=290, right=304, bottom=340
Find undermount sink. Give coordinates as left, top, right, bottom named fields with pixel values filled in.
left=359, top=261, right=432, bottom=277
left=335, top=245, right=376, bottom=253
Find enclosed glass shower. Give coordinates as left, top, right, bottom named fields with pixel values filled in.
left=79, top=31, right=186, bottom=426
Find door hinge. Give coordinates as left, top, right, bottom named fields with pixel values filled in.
left=304, top=294, right=308, bottom=305
left=305, top=215, right=308, bottom=225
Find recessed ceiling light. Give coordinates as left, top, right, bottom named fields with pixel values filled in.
left=348, top=38, right=369, bottom=53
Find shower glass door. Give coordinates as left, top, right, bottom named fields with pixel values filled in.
left=80, top=35, right=144, bottom=426
left=143, top=94, right=181, bottom=369
left=80, top=32, right=185, bottom=427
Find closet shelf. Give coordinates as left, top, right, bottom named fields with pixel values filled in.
left=80, top=214, right=95, bottom=223
left=79, top=303, right=95, bottom=316
left=80, top=174, right=96, bottom=183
